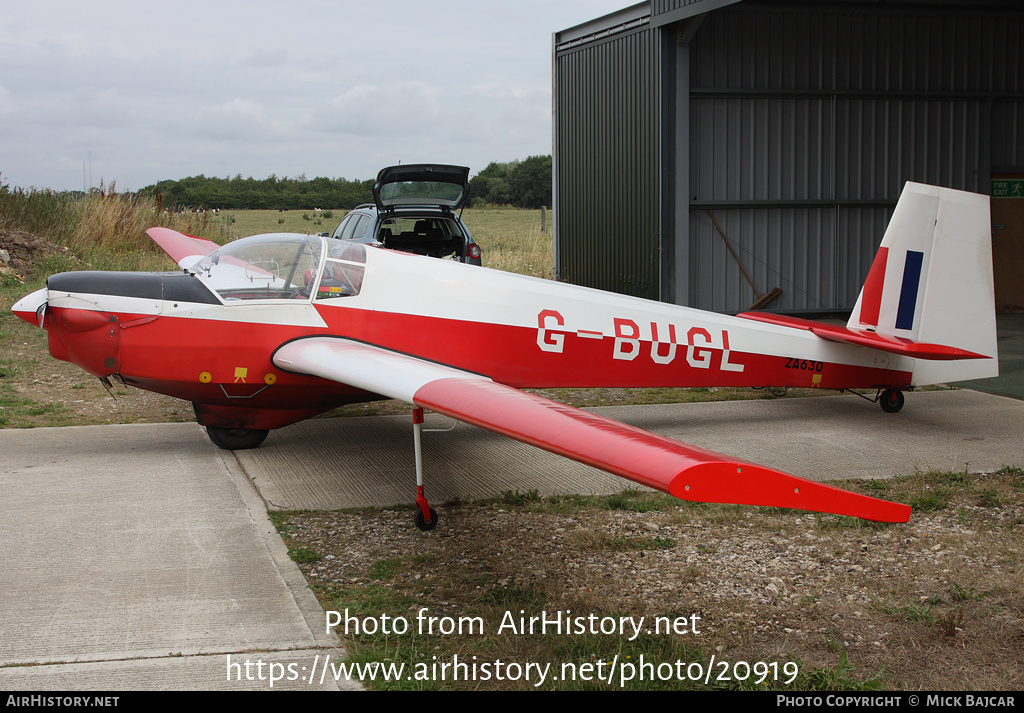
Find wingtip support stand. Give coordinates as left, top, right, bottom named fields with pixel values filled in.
left=412, top=408, right=438, bottom=531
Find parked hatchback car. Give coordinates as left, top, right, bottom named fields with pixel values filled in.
left=329, top=164, right=482, bottom=265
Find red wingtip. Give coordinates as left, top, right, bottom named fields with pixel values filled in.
left=670, top=462, right=911, bottom=523
left=146, top=227, right=220, bottom=265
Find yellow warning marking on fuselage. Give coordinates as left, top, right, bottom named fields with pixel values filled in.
left=264, top=373, right=277, bottom=385
left=812, top=373, right=822, bottom=387
left=199, top=371, right=212, bottom=383
left=234, top=367, right=248, bottom=383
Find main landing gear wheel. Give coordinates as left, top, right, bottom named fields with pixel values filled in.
left=415, top=507, right=438, bottom=531
left=206, top=426, right=269, bottom=450
left=879, top=389, right=905, bottom=413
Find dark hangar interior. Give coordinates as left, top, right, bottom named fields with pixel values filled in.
left=553, top=0, right=1024, bottom=315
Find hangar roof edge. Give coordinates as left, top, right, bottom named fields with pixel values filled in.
left=554, top=2, right=650, bottom=51
left=650, top=0, right=743, bottom=28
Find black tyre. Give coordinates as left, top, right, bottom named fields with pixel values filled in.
left=414, top=508, right=438, bottom=531
left=879, top=389, right=905, bottom=413
left=206, top=426, right=270, bottom=450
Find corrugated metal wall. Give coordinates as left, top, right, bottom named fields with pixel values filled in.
left=554, top=20, right=662, bottom=300
left=554, top=1, right=1023, bottom=313
left=686, top=4, right=1024, bottom=313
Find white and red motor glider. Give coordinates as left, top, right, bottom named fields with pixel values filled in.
left=12, top=182, right=997, bottom=528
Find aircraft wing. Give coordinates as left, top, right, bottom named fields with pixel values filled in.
left=147, top=227, right=221, bottom=269
left=273, top=337, right=910, bottom=523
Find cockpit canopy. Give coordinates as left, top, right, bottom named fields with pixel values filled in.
left=192, top=234, right=366, bottom=303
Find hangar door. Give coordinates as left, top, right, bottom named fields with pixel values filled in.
left=683, top=5, right=1011, bottom=315
left=992, top=175, right=1024, bottom=312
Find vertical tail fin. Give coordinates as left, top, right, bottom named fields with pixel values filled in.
left=848, top=182, right=998, bottom=385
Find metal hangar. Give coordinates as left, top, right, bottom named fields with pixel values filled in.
left=553, top=0, right=1024, bottom=314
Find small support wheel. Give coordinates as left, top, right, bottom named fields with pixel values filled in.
left=414, top=507, right=438, bottom=531
left=206, top=426, right=270, bottom=450
left=879, top=389, right=905, bottom=413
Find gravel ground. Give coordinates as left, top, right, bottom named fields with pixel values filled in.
left=278, top=470, right=1024, bottom=691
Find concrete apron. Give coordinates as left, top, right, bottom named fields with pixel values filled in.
left=0, top=423, right=356, bottom=690
left=1, top=388, right=1021, bottom=690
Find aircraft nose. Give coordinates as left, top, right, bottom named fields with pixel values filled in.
left=11, top=287, right=48, bottom=328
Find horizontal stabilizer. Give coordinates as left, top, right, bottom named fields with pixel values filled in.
left=737, top=312, right=991, bottom=361
left=274, top=337, right=911, bottom=523
left=147, top=227, right=220, bottom=269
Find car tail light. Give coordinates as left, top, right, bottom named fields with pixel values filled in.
left=468, top=244, right=481, bottom=260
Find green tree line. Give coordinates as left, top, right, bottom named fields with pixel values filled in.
left=136, top=156, right=552, bottom=211
left=469, top=156, right=552, bottom=209
left=140, top=174, right=374, bottom=211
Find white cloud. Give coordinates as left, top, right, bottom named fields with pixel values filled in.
left=322, top=82, right=442, bottom=137
left=241, top=49, right=289, bottom=70
left=0, top=85, right=13, bottom=115
left=1, top=0, right=631, bottom=189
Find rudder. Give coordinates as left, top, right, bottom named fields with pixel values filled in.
left=848, top=182, right=998, bottom=386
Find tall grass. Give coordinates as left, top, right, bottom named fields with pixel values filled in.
left=65, top=190, right=221, bottom=257
left=0, top=182, right=224, bottom=274
left=0, top=185, right=77, bottom=238
left=0, top=180, right=554, bottom=280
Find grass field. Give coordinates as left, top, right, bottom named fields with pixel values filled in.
left=462, top=209, right=552, bottom=278
left=215, top=209, right=338, bottom=241
left=215, top=207, right=553, bottom=277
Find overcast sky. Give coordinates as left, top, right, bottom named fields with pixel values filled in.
left=0, top=0, right=631, bottom=191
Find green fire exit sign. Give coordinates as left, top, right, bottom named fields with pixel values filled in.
left=992, top=179, right=1024, bottom=198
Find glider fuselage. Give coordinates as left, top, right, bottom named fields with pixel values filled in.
left=29, top=242, right=913, bottom=431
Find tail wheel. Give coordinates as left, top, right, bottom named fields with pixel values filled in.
left=206, top=426, right=269, bottom=450
left=879, top=389, right=905, bottom=413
